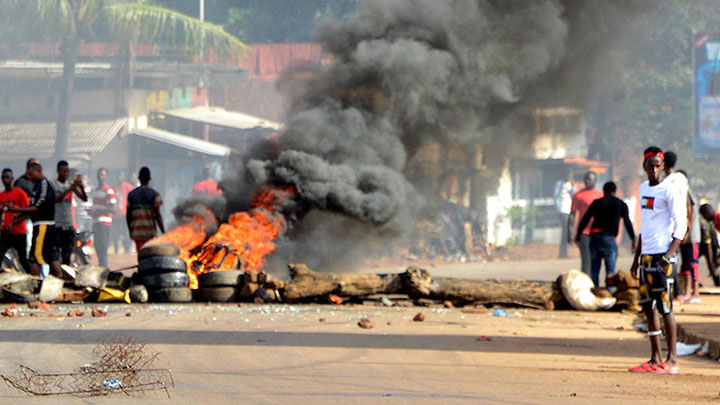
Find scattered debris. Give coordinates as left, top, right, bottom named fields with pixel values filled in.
left=1, top=336, right=174, bottom=397
left=318, top=318, right=326, bottom=322
left=493, top=308, right=511, bottom=317
left=677, top=342, right=702, bottom=356
left=28, top=301, right=51, bottom=311
left=328, top=294, right=343, bottom=305
left=91, top=307, right=107, bottom=318
left=443, top=300, right=454, bottom=308
left=476, top=336, right=492, bottom=341
left=358, top=318, right=374, bottom=329
left=413, top=312, right=425, bottom=322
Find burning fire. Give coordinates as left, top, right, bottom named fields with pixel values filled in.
left=147, top=186, right=297, bottom=289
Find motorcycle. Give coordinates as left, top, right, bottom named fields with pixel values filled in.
left=70, top=231, right=94, bottom=268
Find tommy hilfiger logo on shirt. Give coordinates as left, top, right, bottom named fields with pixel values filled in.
left=641, top=196, right=655, bottom=210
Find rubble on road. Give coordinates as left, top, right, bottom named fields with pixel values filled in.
left=1, top=337, right=174, bottom=397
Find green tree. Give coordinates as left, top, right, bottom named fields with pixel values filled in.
left=2, top=0, right=246, bottom=159
left=152, top=0, right=360, bottom=43
left=589, top=0, right=720, bottom=197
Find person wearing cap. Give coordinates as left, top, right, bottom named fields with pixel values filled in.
left=629, top=146, right=687, bottom=375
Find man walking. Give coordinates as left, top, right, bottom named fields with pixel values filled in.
left=4, top=163, right=63, bottom=278
left=52, top=161, right=87, bottom=265
left=576, top=181, right=636, bottom=287
left=89, top=168, right=116, bottom=268
left=554, top=172, right=575, bottom=258
left=569, top=172, right=603, bottom=276
left=0, top=169, right=31, bottom=273
left=629, top=147, right=686, bottom=375
left=127, top=167, right=165, bottom=251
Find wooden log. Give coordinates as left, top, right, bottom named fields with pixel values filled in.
left=402, top=266, right=556, bottom=309
left=283, top=264, right=404, bottom=301
left=283, top=264, right=559, bottom=309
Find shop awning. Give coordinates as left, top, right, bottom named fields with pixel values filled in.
left=132, top=126, right=236, bottom=157
left=0, top=118, right=126, bottom=160
left=159, top=106, right=283, bottom=130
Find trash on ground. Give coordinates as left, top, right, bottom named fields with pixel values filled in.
left=677, top=342, right=702, bottom=356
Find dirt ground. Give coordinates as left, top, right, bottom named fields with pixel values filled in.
left=0, top=246, right=717, bottom=404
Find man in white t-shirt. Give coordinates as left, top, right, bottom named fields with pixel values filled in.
left=628, top=147, right=687, bottom=375
left=554, top=172, right=575, bottom=258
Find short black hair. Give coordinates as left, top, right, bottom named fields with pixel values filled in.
left=57, top=160, right=69, bottom=170
left=28, top=162, right=42, bottom=172
left=664, top=151, right=677, bottom=169
left=139, top=167, right=151, bottom=182
left=2, top=168, right=12, bottom=174
left=25, top=158, right=38, bottom=168
left=700, top=203, right=714, bottom=215
left=97, top=167, right=107, bottom=176
left=603, top=181, right=617, bottom=195
left=643, top=146, right=663, bottom=161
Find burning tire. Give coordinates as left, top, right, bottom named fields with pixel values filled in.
left=142, top=272, right=190, bottom=289
left=193, top=287, right=237, bottom=302
left=138, top=243, right=181, bottom=261
left=138, top=256, right=187, bottom=275
left=149, top=287, right=192, bottom=303
left=197, top=270, right=242, bottom=287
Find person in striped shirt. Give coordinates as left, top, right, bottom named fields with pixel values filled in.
left=126, top=167, right=165, bottom=251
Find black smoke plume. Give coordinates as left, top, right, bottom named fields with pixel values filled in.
left=246, top=0, right=652, bottom=270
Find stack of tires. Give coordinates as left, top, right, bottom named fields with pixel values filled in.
left=137, top=243, right=192, bottom=303
left=194, top=270, right=242, bottom=302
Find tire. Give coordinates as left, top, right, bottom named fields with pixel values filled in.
left=138, top=256, right=187, bottom=275
left=193, top=287, right=237, bottom=302
left=138, top=243, right=181, bottom=261
left=198, top=270, right=242, bottom=287
left=149, top=287, right=193, bottom=303
left=142, top=271, right=189, bottom=289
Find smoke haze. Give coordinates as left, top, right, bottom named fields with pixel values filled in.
left=243, top=0, right=653, bottom=271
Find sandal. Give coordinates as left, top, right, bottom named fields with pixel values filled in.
left=629, top=362, right=654, bottom=373
left=651, top=362, right=679, bottom=375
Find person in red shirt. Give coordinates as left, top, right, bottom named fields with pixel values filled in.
left=0, top=168, right=31, bottom=272
left=568, top=172, right=603, bottom=276
left=192, top=168, right=222, bottom=197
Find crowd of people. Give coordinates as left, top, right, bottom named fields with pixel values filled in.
left=0, top=159, right=165, bottom=274
left=557, top=147, right=720, bottom=375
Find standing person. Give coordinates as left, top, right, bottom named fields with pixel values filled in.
left=575, top=182, right=636, bottom=287
left=699, top=204, right=720, bottom=286
left=629, top=147, right=686, bottom=375
left=127, top=167, right=165, bottom=251
left=568, top=172, right=603, bottom=276
left=674, top=171, right=702, bottom=304
left=192, top=167, right=222, bottom=197
left=4, top=163, right=63, bottom=278
left=52, top=161, right=87, bottom=265
left=89, top=168, right=116, bottom=268
left=14, top=158, right=39, bottom=259
left=554, top=172, right=575, bottom=258
left=662, top=152, right=690, bottom=301
left=112, top=171, right=133, bottom=254
left=0, top=169, right=31, bottom=273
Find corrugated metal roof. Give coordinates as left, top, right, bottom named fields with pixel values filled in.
left=0, top=119, right=126, bottom=159
left=132, top=127, right=236, bottom=157
left=160, top=106, right=283, bottom=130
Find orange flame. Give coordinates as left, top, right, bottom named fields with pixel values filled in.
left=146, top=186, right=296, bottom=289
